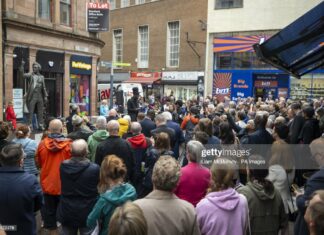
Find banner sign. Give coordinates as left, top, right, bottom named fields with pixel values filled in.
left=87, top=2, right=109, bottom=32
left=213, top=72, right=232, bottom=101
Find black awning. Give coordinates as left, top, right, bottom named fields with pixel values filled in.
left=253, top=2, right=324, bottom=79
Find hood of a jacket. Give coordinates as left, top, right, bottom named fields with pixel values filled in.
left=118, top=118, right=129, bottom=127
left=247, top=181, right=275, bottom=200
left=127, top=134, right=147, bottom=149
left=92, top=130, right=109, bottom=142
left=44, top=135, right=71, bottom=152
left=101, top=183, right=136, bottom=210
left=61, top=158, right=90, bottom=181
left=206, top=188, right=241, bottom=211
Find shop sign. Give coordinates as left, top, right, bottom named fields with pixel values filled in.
left=254, top=80, right=278, bottom=87
left=70, top=55, right=92, bottom=75
left=131, top=72, right=160, bottom=79
left=71, top=61, right=91, bottom=70
left=162, top=71, right=201, bottom=81
left=213, top=72, right=232, bottom=101
left=12, top=89, right=23, bottom=118
left=87, top=2, right=109, bottom=32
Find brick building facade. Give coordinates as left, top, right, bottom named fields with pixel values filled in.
left=2, top=0, right=104, bottom=120
left=99, top=0, right=207, bottom=101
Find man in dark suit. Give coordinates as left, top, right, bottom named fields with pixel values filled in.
left=127, top=87, right=140, bottom=121
left=151, top=114, right=176, bottom=149
left=162, top=111, right=185, bottom=159
left=294, top=137, right=324, bottom=235
left=95, top=120, right=135, bottom=182
left=140, top=109, right=156, bottom=138
left=288, top=103, right=305, bottom=144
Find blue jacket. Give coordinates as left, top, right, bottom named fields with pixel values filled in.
left=0, top=167, right=43, bottom=235
left=167, top=120, right=185, bottom=159
left=294, top=168, right=324, bottom=235
left=140, top=118, right=156, bottom=138
left=87, top=183, right=137, bottom=235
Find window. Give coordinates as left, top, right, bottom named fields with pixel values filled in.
left=120, top=0, right=129, bottom=8
left=167, top=21, right=180, bottom=67
left=38, top=0, right=52, bottom=20
left=109, top=0, right=115, bottom=10
left=136, top=0, right=145, bottom=4
left=215, top=0, right=243, bottom=9
left=60, top=0, right=71, bottom=26
left=138, top=26, right=149, bottom=68
left=113, top=29, right=123, bottom=64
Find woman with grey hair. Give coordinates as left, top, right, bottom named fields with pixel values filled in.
left=135, top=156, right=200, bottom=235
left=174, top=140, right=211, bottom=206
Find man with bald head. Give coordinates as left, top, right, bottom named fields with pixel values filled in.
left=95, top=120, right=135, bottom=182
left=106, top=108, right=119, bottom=122
left=58, top=139, right=99, bottom=234
left=36, top=119, right=72, bottom=233
left=127, top=122, right=152, bottom=192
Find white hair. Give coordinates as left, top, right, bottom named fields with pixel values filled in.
left=123, top=115, right=131, bottom=123
left=96, top=116, right=107, bottom=130
left=162, top=111, right=172, bottom=121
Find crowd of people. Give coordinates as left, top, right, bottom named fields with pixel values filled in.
left=0, top=88, right=324, bottom=235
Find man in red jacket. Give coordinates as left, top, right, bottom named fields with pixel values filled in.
left=36, top=119, right=72, bottom=234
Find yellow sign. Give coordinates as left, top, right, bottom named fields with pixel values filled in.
left=71, top=61, right=92, bottom=70
left=113, top=62, right=131, bottom=67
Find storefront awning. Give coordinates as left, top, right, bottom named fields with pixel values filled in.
left=123, top=72, right=161, bottom=84
left=253, top=2, right=324, bottom=79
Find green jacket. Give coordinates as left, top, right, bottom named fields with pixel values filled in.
left=237, top=181, right=288, bottom=235
left=87, top=130, right=109, bottom=162
left=87, top=183, right=137, bottom=235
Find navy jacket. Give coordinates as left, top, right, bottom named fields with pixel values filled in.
left=166, top=120, right=185, bottom=159
left=57, top=158, right=99, bottom=228
left=140, top=118, right=156, bottom=138
left=294, top=168, right=324, bottom=235
left=151, top=124, right=176, bottom=148
left=0, top=167, right=43, bottom=235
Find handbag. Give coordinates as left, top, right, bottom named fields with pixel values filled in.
left=286, top=173, right=298, bottom=221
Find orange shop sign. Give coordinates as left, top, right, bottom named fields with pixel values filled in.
left=130, top=72, right=161, bottom=79
left=254, top=80, right=278, bottom=88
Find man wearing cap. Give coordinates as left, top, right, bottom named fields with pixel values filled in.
left=67, top=115, right=96, bottom=142
left=127, top=87, right=140, bottom=121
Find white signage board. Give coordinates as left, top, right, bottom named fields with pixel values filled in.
left=162, top=71, right=204, bottom=81
left=12, top=89, right=24, bottom=118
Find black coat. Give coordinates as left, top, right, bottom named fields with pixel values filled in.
left=127, top=97, right=139, bottom=121
left=289, top=113, right=305, bottom=144
left=0, top=167, right=43, bottom=235
left=299, top=118, right=321, bottom=144
left=140, top=118, right=156, bottom=137
left=57, top=158, right=99, bottom=228
left=95, top=136, right=135, bottom=182
left=151, top=124, right=176, bottom=148
left=67, top=124, right=96, bottom=142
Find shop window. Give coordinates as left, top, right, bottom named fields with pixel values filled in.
left=121, top=0, right=130, bottom=8
left=113, top=29, right=123, bottom=65
left=108, top=0, right=116, bottom=10
left=215, top=0, right=243, bottom=9
left=70, top=74, right=90, bottom=115
left=233, top=52, right=251, bottom=69
left=60, top=0, right=71, bottom=26
left=38, top=0, right=52, bottom=20
left=136, top=0, right=145, bottom=4
left=167, top=21, right=180, bottom=68
left=138, top=26, right=149, bottom=68
left=216, top=52, right=233, bottom=69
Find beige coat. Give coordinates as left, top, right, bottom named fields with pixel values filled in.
left=135, top=190, right=201, bottom=235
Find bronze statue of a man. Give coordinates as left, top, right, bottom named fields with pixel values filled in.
left=23, top=62, right=48, bottom=130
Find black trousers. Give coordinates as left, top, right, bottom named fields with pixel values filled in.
left=43, top=194, right=60, bottom=230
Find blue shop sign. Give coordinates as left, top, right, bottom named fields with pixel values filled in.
left=70, top=55, right=92, bottom=75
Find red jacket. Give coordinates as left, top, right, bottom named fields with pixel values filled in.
left=5, top=106, right=16, bottom=129
left=36, top=135, right=72, bottom=195
left=174, top=162, right=211, bottom=207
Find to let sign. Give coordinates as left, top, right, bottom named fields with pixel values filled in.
left=87, top=2, right=109, bottom=32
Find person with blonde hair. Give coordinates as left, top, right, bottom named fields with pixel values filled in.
left=87, top=155, right=136, bottom=235
left=196, top=158, right=248, bottom=235
left=12, top=124, right=38, bottom=175
left=108, top=202, right=147, bottom=235
left=135, top=156, right=200, bottom=235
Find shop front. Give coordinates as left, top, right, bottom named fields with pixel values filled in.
left=124, top=72, right=162, bottom=100
left=70, top=55, right=92, bottom=115
left=161, top=71, right=202, bottom=101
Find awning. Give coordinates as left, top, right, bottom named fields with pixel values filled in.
left=123, top=77, right=161, bottom=84
left=253, top=2, right=324, bottom=78
left=123, top=72, right=161, bottom=84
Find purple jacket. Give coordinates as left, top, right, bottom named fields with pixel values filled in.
left=196, top=188, right=248, bottom=235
